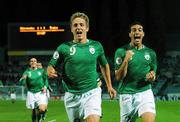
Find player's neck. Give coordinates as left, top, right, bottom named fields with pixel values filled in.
left=73, top=39, right=89, bottom=44
left=31, top=67, right=37, bottom=70
left=130, top=43, right=144, bottom=50
left=135, top=45, right=143, bottom=50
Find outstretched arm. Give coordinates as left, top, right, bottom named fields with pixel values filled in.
left=19, top=75, right=27, bottom=85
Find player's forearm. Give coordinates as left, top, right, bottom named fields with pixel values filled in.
left=19, top=75, right=27, bottom=85
left=115, top=59, right=128, bottom=81
left=19, top=78, right=25, bottom=85
left=100, top=65, right=107, bottom=83
left=101, top=64, right=113, bottom=88
left=115, top=50, right=134, bottom=81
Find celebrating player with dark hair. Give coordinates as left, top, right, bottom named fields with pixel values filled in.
left=114, top=21, right=157, bottom=122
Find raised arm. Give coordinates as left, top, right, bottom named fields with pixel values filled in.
left=19, top=74, right=27, bottom=85
left=115, top=50, right=134, bottom=81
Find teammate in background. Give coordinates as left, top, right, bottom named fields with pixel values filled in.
left=19, top=58, right=49, bottom=122
left=37, top=62, right=52, bottom=120
left=9, top=86, right=16, bottom=104
left=37, top=62, right=52, bottom=96
left=47, top=12, right=117, bottom=122
left=114, top=21, right=157, bottom=122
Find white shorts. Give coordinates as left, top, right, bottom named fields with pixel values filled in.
left=26, top=91, right=48, bottom=109
left=64, top=87, right=102, bottom=122
left=10, top=93, right=16, bottom=99
left=119, top=89, right=156, bottom=122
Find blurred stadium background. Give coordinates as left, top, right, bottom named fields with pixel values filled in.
left=0, top=0, right=180, bottom=122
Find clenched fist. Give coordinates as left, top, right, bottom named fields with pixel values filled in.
left=47, top=66, right=58, bottom=78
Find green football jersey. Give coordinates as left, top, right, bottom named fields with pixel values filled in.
left=19, top=68, right=48, bottom=93
left=49, top=39, right=108, bottom=93
left=114, top=44, right=157, bottom=94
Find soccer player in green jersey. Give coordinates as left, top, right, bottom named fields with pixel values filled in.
left=37, top=62, right=51, bottom=121
left=19, top=58, right=49, bottom=122
left=114, top=21, right=157, bottom=122
left=9, top=86, right=16, bottom=104
left=47, top=12, right=117, bottom=122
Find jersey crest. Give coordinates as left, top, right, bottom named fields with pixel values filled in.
left=116, top=57, right=122, bottom=65
left=53, top=51, right=59, bottom=59
left=144, top=53, right=150, bottom=60
left=89, top=45, right=95, bottom=54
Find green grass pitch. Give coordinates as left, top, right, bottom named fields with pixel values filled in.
left=0, top=100, right=179, bottom=122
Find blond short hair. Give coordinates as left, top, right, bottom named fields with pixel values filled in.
left=70, top=12, right=89, bottom=28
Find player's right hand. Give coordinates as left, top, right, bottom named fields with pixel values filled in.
left=125, top=50, right=134, bottom=61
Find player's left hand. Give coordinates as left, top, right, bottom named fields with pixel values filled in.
left=107, top=87, right=117, bottom=99
left=146, top=71, right=156, bottom=82
left=97, top=80, right=102, bottom=87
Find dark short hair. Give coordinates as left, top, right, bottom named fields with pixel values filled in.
left=129, top=21, right=144, bottom=31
